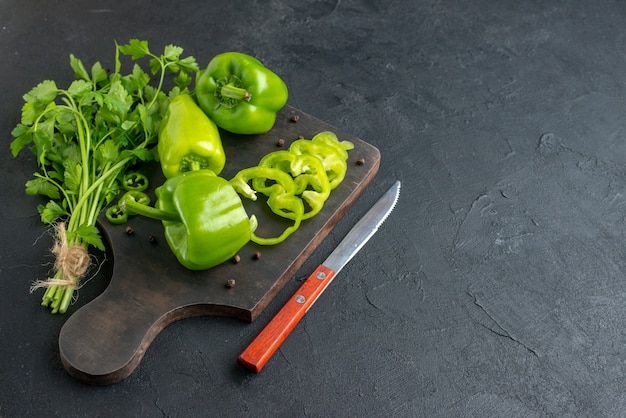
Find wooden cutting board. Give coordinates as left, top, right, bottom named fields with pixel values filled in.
left=58, top=106, right=380, bottom=385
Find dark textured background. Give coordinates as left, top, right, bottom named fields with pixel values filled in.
left=3, top=0, right=626, bottom=416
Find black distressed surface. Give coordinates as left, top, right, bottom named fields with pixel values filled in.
left=2, top=0, right=626, bottom=416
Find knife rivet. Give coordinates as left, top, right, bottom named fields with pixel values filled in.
left=295, top=295, right=306, bottom=303
left=316, top=271, right=326, bottom=280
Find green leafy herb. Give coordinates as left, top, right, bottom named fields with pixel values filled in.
left=10, top=39, right=199, bottom=314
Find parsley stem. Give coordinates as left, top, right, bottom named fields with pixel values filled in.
left=86, top=163, right=112, bottom=225
left=68, top=137, right=151, bottom=233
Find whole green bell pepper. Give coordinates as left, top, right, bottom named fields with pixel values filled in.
left=158, top=94, right=226, bottom=179
left=195, top=52, right=288, bottom=135
left=123, top=170, right=254, bottom=270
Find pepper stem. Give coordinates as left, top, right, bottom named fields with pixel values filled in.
left=122, top=198, right=181, bottom=223
left=190, top=159, right=202, bottom=172
left=220, top=84, right=251, bottom=101
left=215, top=75, right=251, bottom=108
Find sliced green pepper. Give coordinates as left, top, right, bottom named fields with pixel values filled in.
left=256, top=151, right=330, bottom=220
left=121, top=190, right=151, bottom=215
left=195, top=52, right=288, bottom=135
left=105, top=191, right=150, bottom=224
left=289, top=132, right=354, bottom=190
left=310, top=131, right=355, bottom=160
left=230, top=131, right=353, bottom=243
left=230, top=167, right=303, bottom=245
left=158, top=94, right=226, bottom=179
left=105, top=205, right=128, bottom=224
left=123, top=170, right=254, bottom=270
left=122, top=172, right=149, bottom=192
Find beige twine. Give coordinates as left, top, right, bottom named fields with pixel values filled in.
left=30, top=222, right=90, bottom=292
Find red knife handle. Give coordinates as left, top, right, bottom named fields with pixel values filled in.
left=238, top=264, right=336, bottom=373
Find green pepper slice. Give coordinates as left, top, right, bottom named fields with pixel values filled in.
left=120, top=191, right=151, bottom=215
left=122, top=172, right=149, bottom=192
left=310, top=131, right=354, bottom=159
left=230, top=167, right=303, bottom=245
left=256, top=151, right=330, bottom=220
left=230, top=131, right=352, bottom=243
left=289, top=139, right=347, bottom=190
left=105, top=204, right=128, bottom=224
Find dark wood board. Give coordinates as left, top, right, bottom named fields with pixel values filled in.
left=58, top=105, right=380, bottom=385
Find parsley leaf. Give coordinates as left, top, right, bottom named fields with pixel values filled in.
left=9, top=124, right=32, bottom=157
left=63, top=160, right=82, bottom=193
left=38, top=201, right=68, bottom=224
left=23, top=80, right=58, bottom=105
left=91, top=61, right=108, bottom=85
left=70, top=54, right=90, bottom=81
left=163, top=44, right=184, bottom=60
left=68, top=79, right=92, bottom=98
left=72, top=224, right=105, bottom=252
left=25, top=177, right=61, bottom=199
left=176, top=56, right=200, bottom=74
left=119, top=39, right=150, bottom=60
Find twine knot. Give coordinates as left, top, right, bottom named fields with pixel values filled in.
left=30, top=223, right=90, bottom=292
left=52, top=223, right=90, bottom=287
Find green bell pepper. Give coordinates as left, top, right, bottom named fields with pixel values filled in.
left=158, top=94, right=226, bottom=179
left=123, top=170, right=254, bottom=270
left=195, top=52, right=288, bottom=135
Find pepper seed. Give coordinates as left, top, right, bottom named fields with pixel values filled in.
left=232, top=254, right=241, bottom=264
left=125, top=226, right=134, bottom=235
left=290, top=115, right=299, bottom=123
left=149, top=235, right=157, bottom=244
left=253, top=251, right=262, bottom=260
left=356, top=158, right=365, bottom=166
left=276, top=138, right=286, bottom=147
left=225, top=279, right=236, bottom=289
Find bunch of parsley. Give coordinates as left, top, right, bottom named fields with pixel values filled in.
left=10, top=39, right=199, bottom=314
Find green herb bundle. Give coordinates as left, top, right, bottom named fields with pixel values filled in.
left=10, top=40, right=199, bottom=313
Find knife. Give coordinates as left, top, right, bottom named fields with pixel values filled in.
left=238, top=181, right=401, bottom=373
